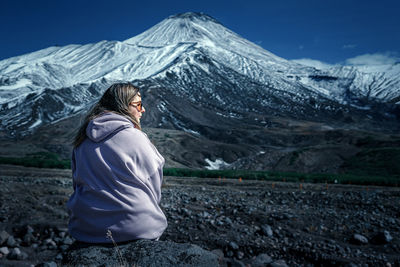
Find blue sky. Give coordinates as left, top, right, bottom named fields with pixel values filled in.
left=1, top=0, right=399, bottom=65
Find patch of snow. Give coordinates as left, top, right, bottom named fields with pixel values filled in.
left=349, top=104, right=371, bottom=110
left=205, top=158, right=231, bottom=170
left=157, top=101, right=168, bottom=112
left=320, top=125, right=334, bottom=130
left=0, top=78, right=32, bottom=90
left=299, top=76, right=330, bottom=96
left=291, top=58, right=334, bottom=70
left=184, top=129, right=201, bottom=136
left=29, top=117, right=42, bottom=129
left=3, top=63, right=25, bottom=73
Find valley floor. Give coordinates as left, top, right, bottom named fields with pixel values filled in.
left=0, top=164, right=399, bottom=266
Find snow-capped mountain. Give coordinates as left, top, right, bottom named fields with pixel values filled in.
left=0, top=12, right=399, bottom=138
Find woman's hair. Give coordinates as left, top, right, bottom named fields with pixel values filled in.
left=73, top=82, right=141, bottom=148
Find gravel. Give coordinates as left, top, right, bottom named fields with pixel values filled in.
left=0, top=164, right=399, bottom=266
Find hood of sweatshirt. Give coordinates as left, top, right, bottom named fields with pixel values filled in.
left=86, top=112, right=133, bottom=142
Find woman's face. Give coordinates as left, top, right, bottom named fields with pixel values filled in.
left=128, top=92, right=145, bottom=122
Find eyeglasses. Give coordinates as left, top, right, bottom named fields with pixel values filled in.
left=130, top=101, right=143, bottom=112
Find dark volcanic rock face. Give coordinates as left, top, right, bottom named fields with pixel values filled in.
left=0, top=164, right=399, bottom=266
left=2, top=112, right=400, bottom=174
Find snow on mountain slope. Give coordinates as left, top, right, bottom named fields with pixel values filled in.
left=295, top=64, right=400, bottom=105
left=0, top=12, right=312, bottom=103
left=124, top=12, right=400, bottom=105
left=0, top=41, right=197, bottom=103
left=1, top=12, right=398, bottom=105
left=124, top=13, right=315, bottom=92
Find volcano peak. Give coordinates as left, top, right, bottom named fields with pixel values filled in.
left=167, top=12, right=221, bottom=24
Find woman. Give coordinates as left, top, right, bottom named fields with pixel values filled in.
left=67, top=82, right=167, bottom=243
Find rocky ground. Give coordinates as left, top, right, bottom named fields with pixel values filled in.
left=0, top=164, right=399, bottom=266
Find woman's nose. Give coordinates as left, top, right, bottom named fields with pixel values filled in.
left=142, top=106, right=146, bottom=113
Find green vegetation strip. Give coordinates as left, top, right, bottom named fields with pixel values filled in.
left=163, top=168, right=399, bottom=187
left=0, top=153, right=398, bottom=186
left=0, top=152, right=70, bottom=169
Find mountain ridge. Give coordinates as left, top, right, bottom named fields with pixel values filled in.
left=1, top=12, right=399, bottom=135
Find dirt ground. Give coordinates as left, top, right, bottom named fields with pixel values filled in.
left=0, top=164, right=399, bottom=266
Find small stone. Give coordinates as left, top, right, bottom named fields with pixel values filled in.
left=180, top=208, right=191, bottom=216
left=270, top=259, right=289, bottom=267
left=23, top=232, right=35, bottom=246
left=261, top=224, right=273, bottom=237
left=236, top=250, right=244, bottom=259
left=202, top=211, right=211, bottom=218
left=252, top=253, right=273, bottom=266
left=63, top=236, right=73, bottom=245
left=58, top=231, right=66, bottom=238
left=26, top=225, right=34, bottom=234
left=56, top=226, right=68, bottom=233
left=0, top=246, right=10, bottom=255
left=229, top=241, right=239, bottom=250
left=6, top=236, right=17, bottom=247
left=230, top=258, right=246, bottom=267
left=36, top=261, right=58, bottom=267
left=284, top=237, right=289, bottom=246
left=352, top=234, right=368, bottom=245
left=216, top=219, right=224, bottom=226
left=45, top=238, right=57, bottom=249
left=44, top=238, right=55, bottom=245
left=225, top=217, right=233, bottom=225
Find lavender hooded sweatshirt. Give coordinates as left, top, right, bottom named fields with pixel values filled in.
left=67, top=112, right=167, bottom=243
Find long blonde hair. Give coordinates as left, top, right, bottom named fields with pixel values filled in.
left=73, top=82, right=141, bottom=148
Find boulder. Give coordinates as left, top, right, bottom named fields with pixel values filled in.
left=63, top=240, right=220, bottom=266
